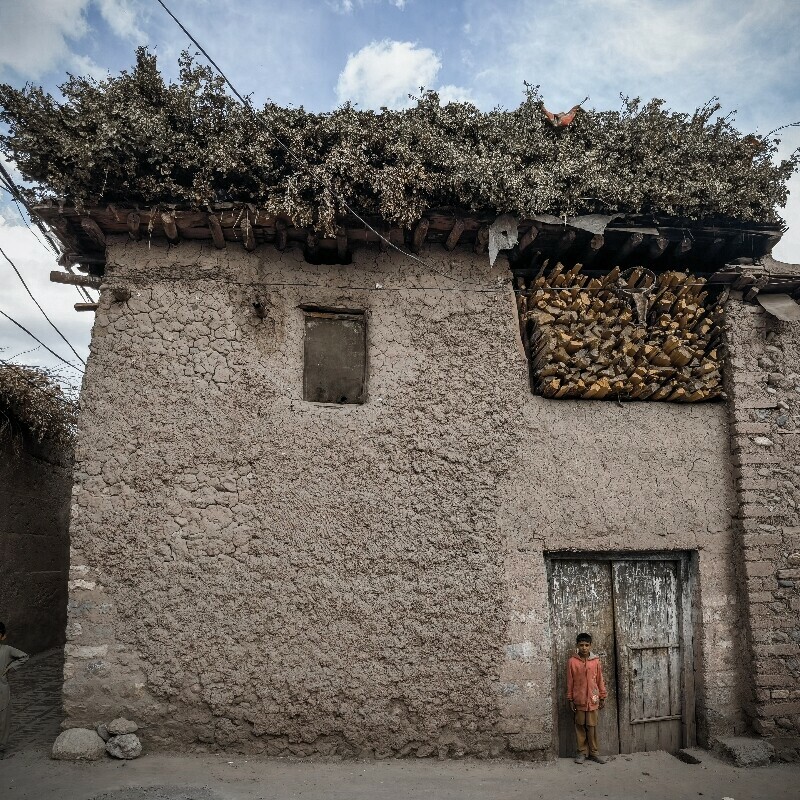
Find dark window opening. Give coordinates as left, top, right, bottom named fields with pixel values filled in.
left=303, top=310, right=366, bottom=404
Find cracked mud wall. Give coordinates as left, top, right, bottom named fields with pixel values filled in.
left=64, top=240, right=741, bottom=757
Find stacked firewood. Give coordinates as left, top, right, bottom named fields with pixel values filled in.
left=516, top=263, right=724, bottom=402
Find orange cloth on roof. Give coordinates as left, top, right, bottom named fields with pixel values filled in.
left=566, top=653, right=607, bottom=712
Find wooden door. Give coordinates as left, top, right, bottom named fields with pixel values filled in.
left=549, top=560, right=620, bottom=757
left=612, top=560, right=683, bottom=753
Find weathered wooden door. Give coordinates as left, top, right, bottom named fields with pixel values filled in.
left=549, top=560, right=620, bottom=757
left=613, top=560, right=685, bottom=754
left=548, top=556, right=691, bottom=757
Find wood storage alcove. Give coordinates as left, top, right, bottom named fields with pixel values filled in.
left=546, top=552, right=697, bottom=757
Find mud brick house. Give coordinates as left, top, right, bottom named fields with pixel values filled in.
left=3, top=54, right=800, bottom=760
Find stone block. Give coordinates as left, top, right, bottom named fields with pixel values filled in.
left=715, top=736, right=774, bottom=767
left=51, top=728, right=107, bottom=760
left=107, top=717, right=139, bottom=735
left=746, top=561, right=776, bottom=578
left=106, top=733, right=143, bottom=759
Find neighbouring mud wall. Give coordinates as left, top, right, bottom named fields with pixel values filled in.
left=724, top=296, right=800, bottom=761
left=64, top=240, right=740, bottom=758
left=0, top=433, right=72, bottom=654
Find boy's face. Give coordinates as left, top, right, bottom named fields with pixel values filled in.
left=576, top=640, right=591, bottom=657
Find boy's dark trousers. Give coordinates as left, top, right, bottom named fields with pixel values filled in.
left=574, top=709, right=599, bottom=756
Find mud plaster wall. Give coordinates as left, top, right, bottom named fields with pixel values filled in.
left=724, top=296, right=800, bottom=760
left=64, top=240, right=742, bottom=758
left=0, top=433, right=72, bottom=654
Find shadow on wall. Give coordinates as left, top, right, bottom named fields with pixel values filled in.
left=0, top=433, right=73, bottom=654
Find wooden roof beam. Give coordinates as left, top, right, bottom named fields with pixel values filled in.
left=160, top=212, right=179, bottom=244
left=412, top=218, right=429, bottom=254
left=208, top=213, right=226, bottom=249
left=614, top=232, right=643, bottom=263
left=444, top=218, right=465, bottom=251
left=581, top=234, right=605, bottom=267
left=517, top=224, right=540, bottom=253
left=50, top=270, right=103, bottom=289
left=79, top=216, right=106, bottom=249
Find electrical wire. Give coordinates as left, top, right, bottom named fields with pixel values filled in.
left=0, top=307, right=84, bottom=373
left=0, top=244, right=86, bottom=364
left=153, top=0, right=488, bottom=290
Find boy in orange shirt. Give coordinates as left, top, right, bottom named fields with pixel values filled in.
left=566, top=632, right=607, bottom=764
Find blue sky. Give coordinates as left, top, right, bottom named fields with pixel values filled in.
left=1, top=0, right=799, bottom=390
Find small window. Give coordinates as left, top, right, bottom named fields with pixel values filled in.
left=303, top=309, right=366, bottom=404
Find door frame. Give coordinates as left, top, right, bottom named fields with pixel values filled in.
left=545, top=551, right=697, bottom=754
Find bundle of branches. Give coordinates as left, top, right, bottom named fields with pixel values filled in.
left=517, top=264, right=724, bottom=402
left=0, top=362, right=78, bottom=451
left=0, top=49, right=797, bottom=236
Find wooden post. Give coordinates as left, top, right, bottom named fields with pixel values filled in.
left=243, top=215, right=256, bottom=251
left=208, top=213, right=226, bottom=249
left=161, top=212, right=179, bottom=244
left=336, top=226, right=348, bottom=261
left=275, top=220, right=287, bottom=251
left=74, top=302, right=99, bottom=312
left=648, top=236, right=669, bottom=260
left=411, top=218, right=429, bottom=254
left=582, top=234, right=605, bottom=266
left=518, top=224, right=540, bottom=253
left=554, top=229, right=576, bottom=259
left=445, top=219, right=465, bottom=251
left=127, top=212, right=141, bottom=241
left=474, top=225, right=489, bottom=254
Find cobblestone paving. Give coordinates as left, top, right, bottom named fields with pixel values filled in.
left=5, top=647, right=63, bottom=754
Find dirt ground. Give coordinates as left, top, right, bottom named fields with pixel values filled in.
left=1, top=746, right=798, bottom=800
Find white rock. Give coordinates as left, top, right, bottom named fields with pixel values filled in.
left=106, top=733, right=142, bottom=759
left=752, top=436, right=774, bottom=447
left=107, top=717, right=139, bottom=735
left=51, top=728, right=107, bottom=760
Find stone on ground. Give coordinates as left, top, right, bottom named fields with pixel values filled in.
left=51, top=728, right=107, bottom=760
left=107, top=717, right=139, bottom=735
left=716, top=736, right=775, bottom=767
left=106, top=733, right=142, bottom=759
left=97, top=723, right=110, bottom=741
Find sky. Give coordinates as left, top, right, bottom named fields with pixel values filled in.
left=1, top=0, right=799, bottom=393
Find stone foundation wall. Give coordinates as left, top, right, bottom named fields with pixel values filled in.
left=0, top=433, right=72, bottom=654
left=64, top=240, right=742, bottom=757
left=724, top=295, right=800, bottom=760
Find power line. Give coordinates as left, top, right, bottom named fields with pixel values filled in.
left=153, top=0, right=486, bottom=290
left=0, top=244, right=86, bottom=364
left=0, top=164, right=95, bottom=303
left=0, top=307, right=84, bottom=373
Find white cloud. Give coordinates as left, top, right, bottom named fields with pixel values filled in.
left=329, top=0, right=408, bottom=12
left=0, top=212, right=91, bottom=388
left=0, top=0, right=90, bottom=80
left=95, top=0, right=147, bottom=42
left=336, top=40, right=442, bottom=109
left=437, top=84, right=474, bottom=105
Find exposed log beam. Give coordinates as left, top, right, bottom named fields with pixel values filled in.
left=160, top=212, right=179, bottom=244
left=74, top=302, right=99, bottom=312
left=208, top=213, right=226, bottom=249
left=581, top=234, right=605, bottom=267
left=555, top=229, right=576, bottom=258
left=412, top=218, right=429, bottom=254
left=615, top=232, right=643, bottom=263
left=517, top=224, right=540, bottom=253
left=127, top=212, right=141, bottom=241
left=744, top=275, right=769, bottom=302
left=275, top=220, right=287, bottom=251
left=50, top=270, right=103, bottom=289
left=648, top=236, right=669, bottom=260
left=59, top=252, right=106, bottom=266
left=474, top=225, right=489, bottom=254
left=79, top=216, right=106, bottom=248
left=444, top=219, right=465, bottom=251
left=336, top=226, right=348, bottom=261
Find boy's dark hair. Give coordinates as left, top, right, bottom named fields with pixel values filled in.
left=576, top=632, right=592, bottom=644
left=0, top=621, right=5, bottom=636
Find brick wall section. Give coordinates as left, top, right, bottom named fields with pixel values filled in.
left=724, top=295, right=800, bottom=760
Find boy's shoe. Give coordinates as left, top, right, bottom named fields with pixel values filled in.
left=574, top=753, right=586, bottom=764
left=589, top=754, right=607, bottom=764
